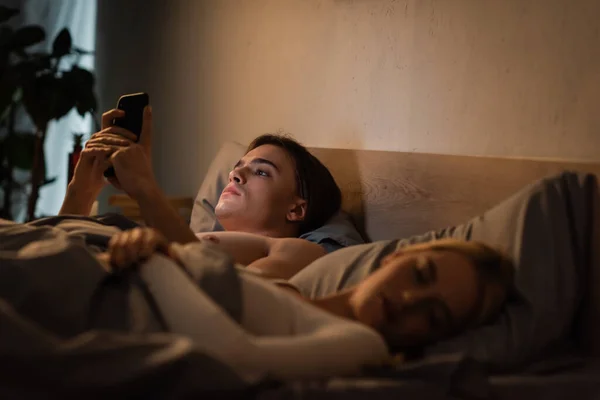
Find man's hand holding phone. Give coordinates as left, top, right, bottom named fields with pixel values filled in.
left=68, top=108, right=133, bottom=195
left=103, top=93, right=150, bottom=178
left=64, top=93, right=155, bottom=216
left=109, top=105, right=158, bottom=200
left=74, top=95, right=197, bottom=245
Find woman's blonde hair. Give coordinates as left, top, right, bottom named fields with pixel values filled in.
left=401, top=239, right=515, bottom=327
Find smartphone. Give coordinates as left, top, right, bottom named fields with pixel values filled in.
left=104, top=92, right=150, bottom=178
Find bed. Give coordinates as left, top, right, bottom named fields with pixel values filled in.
left=256, top=146, right=600, bottom=399
left=1, top=143, right=600, bottom=399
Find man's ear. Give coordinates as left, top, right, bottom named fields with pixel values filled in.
left=286, top=198, right=307, bottom=223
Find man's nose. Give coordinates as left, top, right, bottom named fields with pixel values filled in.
left=229, top=167, right=246, bottom=184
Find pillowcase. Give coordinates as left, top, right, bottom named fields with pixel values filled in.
left=421, top=171, right=592, bottom=371
left=290, top=172, right=595, bottom=371
left=189, top=141, right=246, bottom=234
left=189, top=141, right=365, bottom=252
left=299, top=211, right=365, bottom=252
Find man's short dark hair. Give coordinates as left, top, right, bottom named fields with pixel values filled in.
left=247, top=133, right=342, bottom=235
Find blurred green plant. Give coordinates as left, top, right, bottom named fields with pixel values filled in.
left=0, top=5, right=97, bottom=221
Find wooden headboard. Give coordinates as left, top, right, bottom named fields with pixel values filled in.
left=309, top=147, right=600, bottom=242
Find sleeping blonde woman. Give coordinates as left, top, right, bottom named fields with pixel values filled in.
left=97, top=228, right=513, bottom=382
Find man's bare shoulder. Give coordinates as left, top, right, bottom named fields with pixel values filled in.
left=193, top=231, right=270, bottom=265
left=195, top=231, right=320, bottom=250
left=195, top=230, right=269, bottom=244
left=254, top=237, right=327, bottom=279
left=192, top=231, right=325, bottom=273
left=269, top=236, right=325, bottom=256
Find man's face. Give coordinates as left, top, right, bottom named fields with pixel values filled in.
left=215, top=144, right=305, bottom=234
left=349, top=245, right=504, bottom=347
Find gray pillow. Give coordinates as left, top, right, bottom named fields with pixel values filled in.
left=189, top=141, right=364, bottom=252
left=290, top=172, right=596, bottom=371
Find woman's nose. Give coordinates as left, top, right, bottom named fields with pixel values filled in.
left=396, top=290, right=433, bottom=309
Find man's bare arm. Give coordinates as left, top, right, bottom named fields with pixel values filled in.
left=108, top=142, right=199, bottom=245
left=135, top=185, right=199, bottom=245
left=59, top=184, right=99, bottom=216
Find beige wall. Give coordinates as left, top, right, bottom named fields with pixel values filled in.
left=97, top=0, right=600, bottom=204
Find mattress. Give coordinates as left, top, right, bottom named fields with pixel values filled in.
left=258, top=358, right=600, bottom=400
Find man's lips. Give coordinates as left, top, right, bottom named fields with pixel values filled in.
left=222, top=185, right=241, bottom=196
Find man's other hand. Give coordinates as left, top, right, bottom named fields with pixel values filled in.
left=107, top=227, right=177, bottom=270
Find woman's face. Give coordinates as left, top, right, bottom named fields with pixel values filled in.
left=349, top=246, right=494, bottom=348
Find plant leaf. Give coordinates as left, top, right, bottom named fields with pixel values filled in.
left=52, top=28, right=71, bottom=57
left=0, top=6, right=18, bottom=24
left=73, top=46, right=94, bottom=55
left=14, top=59, right=41, bottom=82
left=76, top=91, right=97, bottom=116
left=9, top=25, right=45, bottom=50
left=22, top=70, right=90, bottom=127
left=41, top=176, right=57, bottom=187
left=0, top=74, right=17, bottom=122
left=3, top=132, right=36, bottom=170
left=0, top=26, right=13, bottom=48
left=64, top=65, right=95, bottom=88
left=29, top=52, right=52, bottom=70
left=21, top=73, right=56, bottom=129
left=64, top=66, right=96, bottom=116
left=52, top=76, right=76, bottom=120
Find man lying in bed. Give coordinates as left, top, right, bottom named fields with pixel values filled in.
left=59, top=106, right=342, bottom=279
